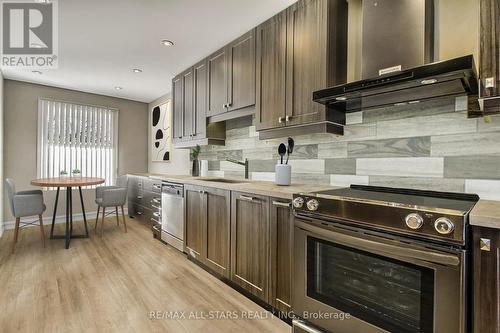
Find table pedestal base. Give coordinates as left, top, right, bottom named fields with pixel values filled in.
left=49, top=186, right=90, bottom=249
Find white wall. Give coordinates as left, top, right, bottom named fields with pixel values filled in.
left=148, top=93, right=190, bottom=175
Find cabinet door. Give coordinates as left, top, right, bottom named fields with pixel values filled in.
left=207, top=47, right=228, bottom=117
left=203, top=187, right=231, bottom=277
left=269, top=198, right=293, bottom=313
left=183, top=67, right=195, bottom=138
left=473, top=226, right=500, bottom=333
left=172, top=74, right=184, bottom=141
left=479, top=0, right=500, bottom=98
left=231, top=192, right=270, bottom=302
left=286, top=0, right=327, bottom=126
left=184, top=185, right=204, bottom=259
left=255, top=11, right=287, bottom=131
left=194, top=59, right=208, bottom=138
left=227, top=29, right=256, bottom=112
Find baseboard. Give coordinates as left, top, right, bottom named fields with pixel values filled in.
left=3, top=207, right=129, bottom=231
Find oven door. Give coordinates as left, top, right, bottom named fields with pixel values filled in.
left=293, top=217, right=466, bottom=333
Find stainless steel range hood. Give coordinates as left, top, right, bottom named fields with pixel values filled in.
left=313, top=0, right=478, bottom=113
left=313, top=55, right=478, bottom=112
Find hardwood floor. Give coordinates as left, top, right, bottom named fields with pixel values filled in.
left=0, top=217, right=290, bottom=333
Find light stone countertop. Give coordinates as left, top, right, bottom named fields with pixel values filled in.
left=470, top=200, right=500, bottom=229
left=129, top=173, right=339, bottom=200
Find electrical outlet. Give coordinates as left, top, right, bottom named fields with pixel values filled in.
left=485, top=77, right=495, bottom=89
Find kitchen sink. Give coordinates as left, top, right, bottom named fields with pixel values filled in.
left=199, top=178, right=249, bottom=184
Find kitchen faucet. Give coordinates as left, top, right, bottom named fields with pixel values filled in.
left=225, top=158, right=249, bottom=179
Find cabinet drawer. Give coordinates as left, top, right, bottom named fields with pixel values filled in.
left=129, top=202, right=152, bottom=224
left=142, top=178, right=162, bottom=193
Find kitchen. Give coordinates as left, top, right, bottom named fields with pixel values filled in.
left=0, top=0, right=499, bottom=332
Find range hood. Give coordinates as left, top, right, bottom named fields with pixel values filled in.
left=313, top=55, right=478, bottom=112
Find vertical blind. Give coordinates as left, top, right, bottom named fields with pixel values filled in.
left=37, top=98, right=118, bottom=187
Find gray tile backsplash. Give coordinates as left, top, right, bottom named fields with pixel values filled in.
left=199, top=96, right=500, bottom=200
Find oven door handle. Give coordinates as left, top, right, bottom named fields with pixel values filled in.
left=296, top=219, right=461, bottom=267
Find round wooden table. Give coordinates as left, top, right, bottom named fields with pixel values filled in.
left=31, top=177, right=105, bottom=249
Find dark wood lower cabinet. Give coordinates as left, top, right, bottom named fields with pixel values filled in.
left=185, top=184, right=204, bottom=258
left=231, top=191, right=270, bottom=303
left=184, top=184, right=231, bottom=277
left=203, top=187, right=231, bottom=277
left=473, top=226, right=500, bottom=333
left=269, top=198, right=293, bottom=313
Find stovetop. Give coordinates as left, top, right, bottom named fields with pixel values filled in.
left=311, top=186, right=478, bottom=213
left=293, top=185, right=480, bottom=245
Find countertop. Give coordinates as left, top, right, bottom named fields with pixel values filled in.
left=470, top=200, right=500, bottom=229
left=129, top=173, right=338, bottom=200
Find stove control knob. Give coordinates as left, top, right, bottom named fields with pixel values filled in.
left=293, top=197, right=304, bottom=208
left=434, top=217, right=454, bottom=235
left=405, top=213, right=423, bottom=230
left=306, top=199, right=319, bottom=211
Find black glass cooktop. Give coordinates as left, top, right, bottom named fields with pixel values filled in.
left=312, top=185, right=479, bottom=213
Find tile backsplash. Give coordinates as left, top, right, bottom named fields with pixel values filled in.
left=199, top=95, right=500, bottom=200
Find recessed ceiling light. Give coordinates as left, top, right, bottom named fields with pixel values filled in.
left=30, top=43, right=44, bottom=48
left=32, top=70, right=43, bottom=74
left=114, top=86, right=123, bottom=90
left=161, top=40, right=174, bottom=47
left=132, top=68, right=143, bottom=73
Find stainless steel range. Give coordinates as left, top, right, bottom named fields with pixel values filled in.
left=291, top=185, right=479, bottom=333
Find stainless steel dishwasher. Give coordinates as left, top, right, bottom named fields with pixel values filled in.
left=161, top=182, right=185, bottom=252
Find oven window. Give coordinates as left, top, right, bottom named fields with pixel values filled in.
left=307, top=236, right=434, bottom=333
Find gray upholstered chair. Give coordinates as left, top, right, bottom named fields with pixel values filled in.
left=5, top=178, right=46, bottom=253
left=95, top=175, right=129, bottom=236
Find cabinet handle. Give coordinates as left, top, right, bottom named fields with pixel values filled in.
left=153, top=184, right=161, bottom=190
left=137, top=195, right=143, bottom=199
left=198, top=190, right=205, bottom=194
left=278, top=117, right=283, bottom=123
left=136, top=211, right=143, bottom=215
left=151, top=217, right=160, bottom=224
left=227, top=102, right=232, bottom=107
left=153, top=212, right=161, bottom=218
left=285, top=115, right=291, bottom=122
left=151, top=204, right=161, bottom=210
left=152, top=198, right=161, bottom=204
left=239, top=195, right=257, bottom=202
left=223, top=103, right=227, bottom=108
left=272, top=201, right=291, bottom=208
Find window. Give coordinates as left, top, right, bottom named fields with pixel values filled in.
left=37, top=98, right=118, bottom=187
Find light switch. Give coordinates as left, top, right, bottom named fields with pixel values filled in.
left=485, top=77, right=495, bottom=89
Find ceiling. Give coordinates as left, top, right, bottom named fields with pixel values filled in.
left=1, top=0, right=297, bottom=103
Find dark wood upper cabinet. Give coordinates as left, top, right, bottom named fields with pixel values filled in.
left=172, top=74, right=184, bottom=141
left=255, top=0, right=347, bottom=139
left=203, top=187, right=231, bottom=278
left=256, top=11, right=287, bottom=131
left=473, top=226, right=500, bottom=333
left=231, top=192, right=270, bottom=303
left=479, top=0, right=500, bottom=99
left=194, top=59, right=208, bottom=138
left=227, top=29, right=256, bottom=112
left=207, top=47, right=228, bottom=117
left=285, top=0, right=328, bottom=126
left=182, top=68, right=195, bottom=138
left=269, top=198, right=293, bottom=313
left=172, top=62, right=226, bottom=148
left=184, top=184, right=204, bottom=259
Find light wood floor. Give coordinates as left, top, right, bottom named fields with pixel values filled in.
left=0, top=217, right=290, bottom=333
